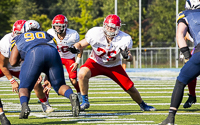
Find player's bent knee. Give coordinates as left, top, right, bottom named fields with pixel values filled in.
left=70, top=78, right=77, bottom=85
left=176, top=79, right=186, bottom=87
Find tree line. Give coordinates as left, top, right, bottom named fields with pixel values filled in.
left=0, top=0, right=186, bottom=48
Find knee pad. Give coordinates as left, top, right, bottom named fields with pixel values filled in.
left=176, top=79, right=186, bottom=88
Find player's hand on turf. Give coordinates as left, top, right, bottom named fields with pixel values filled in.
left=67, top=46, right=80, bottom=54
left=12, top=81, right=19, bottom=93
left=70, top=63, right=78, bottom=72
left=43, top=80, right=51, bottom=94
left=120, top=47, right=130, bottom=59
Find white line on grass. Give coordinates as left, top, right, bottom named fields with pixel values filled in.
left=1, top=91, right=200, bottom=95
left=2, top=103, right=200, bottom=110
left=1, top=87, right=199, bottom=91
left=1, top=95, right=200, bottom=101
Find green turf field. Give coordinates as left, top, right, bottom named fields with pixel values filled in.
left=0, top=69, right=199, bottom=125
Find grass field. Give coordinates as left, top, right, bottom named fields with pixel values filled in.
left=0, top=69, right=200, bottom=125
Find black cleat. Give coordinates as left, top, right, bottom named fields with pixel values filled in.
left=69, top=93, right=80, bottom=117
left=19, top=102, right=31, bottom=119
left=0, top=113, right=11, bottom=125
left=183, top=94, right=196, bottom=108
left=159, top=117, right=174, bottom=125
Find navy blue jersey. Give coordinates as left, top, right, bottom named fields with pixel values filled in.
left=11, top=31, right=57, bottom=60
left=177, top=9, right=200, bottom=47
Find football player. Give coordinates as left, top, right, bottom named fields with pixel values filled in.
left=47, top=14, right=83, bottom=102
left=0, top=20, right=52, bottom=124
left=9, top=20, right=80, bottom=119
left=68, top=14, right=156, bottom=111
left=160, top=0, right=200, bottom=124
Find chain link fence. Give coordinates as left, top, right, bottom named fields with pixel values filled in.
left=78, top=47, right=194, bottom=68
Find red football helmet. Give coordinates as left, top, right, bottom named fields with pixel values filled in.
left=12, top=20, right=26, bottom=37
left=52, top=14, right=68, bottom=34
left=103, top=14, right=121, bottom=38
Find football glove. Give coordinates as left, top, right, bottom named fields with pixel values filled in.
left=179, top=52, right=184, bottom=62
left=119, top=47, right=129, bottom=59
left=67, top=46, right=80, bottom=54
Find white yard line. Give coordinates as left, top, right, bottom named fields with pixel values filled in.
left=1, top=95, right=200, bottom=101
left=1, top=91, right=200, bottom=95
left=0, top=87, right=200, bottom=92
left=2, top=103, right=200, bottom=109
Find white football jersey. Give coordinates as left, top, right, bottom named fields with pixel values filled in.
left=47, top=28, right=80, bottom=59
left=85, top=27, right=133, bottom=67
left=0, top=33, right=21, bottom=71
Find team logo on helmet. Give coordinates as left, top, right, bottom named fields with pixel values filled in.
left=23, top=20, right=40, bottom=33
left=12, top=20, right=26, bottom=37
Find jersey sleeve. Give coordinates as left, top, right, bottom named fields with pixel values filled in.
left=46, top=32, right=57, bottom=46
left=177, top=11, right=187, bottom=26
left=0, top=34, right=11, bottom=58
left=10, top=39, right=16, bottom=51
left=85, top=27, right=96, bottom=45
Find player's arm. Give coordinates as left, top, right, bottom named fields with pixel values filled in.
left=0, top=53, right=14, bottom=81
left=74, top=39, right=89, bottom=50
left=177, top=22, right=191, bottom=61
left=9, top=45, right=21, bottom=67
left=68, top=39, right=89, bottom=54
left=70, top=39, right=86, bottom=71
left=0, top=52, right=19, bottom=92
left=70, top=48, right=83, bottom=72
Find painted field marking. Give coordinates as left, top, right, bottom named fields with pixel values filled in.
left=1, top=91, right=200, bottom=96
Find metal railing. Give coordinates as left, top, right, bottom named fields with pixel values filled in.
left=78, top=47, right=192, bottom=68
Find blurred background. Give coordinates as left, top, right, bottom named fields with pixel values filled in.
left=0, top=0, right=190, bottom=68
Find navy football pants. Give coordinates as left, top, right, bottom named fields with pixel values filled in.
left=177, top=51, right=200, bottom=85
left=19, top=45, right=66, bottom=93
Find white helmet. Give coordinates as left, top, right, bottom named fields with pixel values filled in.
left=185, top=0, right=200, bottom=10
left=23, top=20, right=40, bottom=33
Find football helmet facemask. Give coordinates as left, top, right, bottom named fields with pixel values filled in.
left=185, top=0, right=200, bottom=10
left=12, top=20, right=26, bottom=37
left=23, top=20, right=41, bottom=33
left=103, top=14, right=121, bottom=38
left=52, top=14, right=68, bottom=34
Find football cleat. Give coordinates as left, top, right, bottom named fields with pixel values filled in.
left=183, top=94, right=196, bottom=108
left=0, top=113, right=11, bottom=125
left=19, top=102, right=31, bottom=119
left=77, top=93, right=82, bottom=103
left=140, top=103, right=156, bottom=111
left=69, top=93, right=80, bottom=117
left=159, top=117, right=174, bottom=125
left=41, top=102, right=54, bottom=113
left=80, top=102, right=90, bottom=111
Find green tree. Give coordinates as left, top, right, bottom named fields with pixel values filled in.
left=70, top=0, right=104, bottom=40
left=11, top=0, right=39, bottom=21
left=29, top=14, right=52, bottom=31
left=146, top=0, right=185, bottom=47
left=48, top=0, right=82, bottom=32
left=0, top=0, right=19, bottom=38
left=101, top=0, right=139, bottom=47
